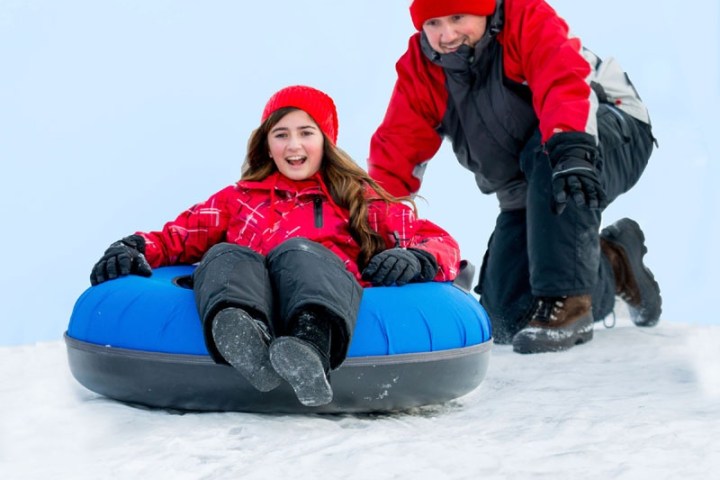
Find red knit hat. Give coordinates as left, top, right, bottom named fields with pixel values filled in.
left=261, top=85, right=339, bottom=144
left=409, top=0, right=497, bottom=30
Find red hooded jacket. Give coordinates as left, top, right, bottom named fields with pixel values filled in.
left=369, top=0, right=649, bottom=199
left=139, top=172, right=460, bottom=286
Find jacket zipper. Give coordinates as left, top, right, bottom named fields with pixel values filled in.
left=314, top=197, right=323, bottom=228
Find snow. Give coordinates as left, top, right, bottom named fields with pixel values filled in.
left=3, top=313, right=719, bottom=479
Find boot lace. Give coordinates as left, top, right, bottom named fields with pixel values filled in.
left=531, top=297, right=565, bottom=324
left=619, top=291, right=635, bottom=303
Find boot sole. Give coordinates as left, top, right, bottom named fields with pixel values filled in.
left=601, top=218, right=662, bottom=327
left=212, top=310, right=282, bottom=392
left=512, top=317, right=594, bottom=354
left=269, top=337, right=333, bottom=407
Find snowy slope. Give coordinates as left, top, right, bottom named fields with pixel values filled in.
left=2, top=315, right=719, bottom=479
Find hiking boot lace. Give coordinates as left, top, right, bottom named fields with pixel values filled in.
left=619, top=292, right=634, bottom=303
left=531, top=297, right=565, bottom=323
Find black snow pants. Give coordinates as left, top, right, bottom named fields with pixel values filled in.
left=192, top=238, right=363, bottom=369
left=476, top=103, right=655, bottom=343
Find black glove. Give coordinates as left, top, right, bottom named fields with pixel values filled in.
left=547, top=132, right=607, bottom=215
left=362, top=248, right=438, bottom=286
left=408, top=248, right=439, bottom=282
left=90, top=234, right=152, bottom=286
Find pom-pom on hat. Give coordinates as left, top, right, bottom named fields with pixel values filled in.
left=409, top=0, right=497, bottom=31
left=261, top=85, right=339, bottom=144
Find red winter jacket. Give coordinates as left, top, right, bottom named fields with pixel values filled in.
left=369, top=0, right=649, bottom=199
left=139, top=172, right=460, bottom=286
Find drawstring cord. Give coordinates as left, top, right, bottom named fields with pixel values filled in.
left=603, top=311, right=616, bottom=329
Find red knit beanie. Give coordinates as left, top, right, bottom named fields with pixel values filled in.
left=261, top=85, right=339, bottom=144
left=409, top=0, right=497, bottom=30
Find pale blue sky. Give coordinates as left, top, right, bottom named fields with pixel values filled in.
left=1, top=0, right=718, bottom=345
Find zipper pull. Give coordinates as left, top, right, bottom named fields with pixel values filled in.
left=314, top=197, right=323, bottom=228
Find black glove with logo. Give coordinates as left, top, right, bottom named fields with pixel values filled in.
left=547, top=132, right=607, bottom=215
left=362, top=248, right=438, bottom=286
left=90, top=234, right=153, bottom=286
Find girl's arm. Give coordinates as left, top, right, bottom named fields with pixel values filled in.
left=139, top=186, right=235, bottom=267
left=368, top=200, right=461, bottom=282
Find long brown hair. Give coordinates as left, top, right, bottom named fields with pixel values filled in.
left=242, top=107, right=415, bottom=268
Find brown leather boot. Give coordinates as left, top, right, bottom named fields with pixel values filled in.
left=512, top=295, right=594, bottom=354
left=600, top=218, right=662, bottom=326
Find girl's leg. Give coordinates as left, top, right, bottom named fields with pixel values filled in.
left=265, top=238, right=363, bottom=406
left=192, top=243, right=281, bottom=391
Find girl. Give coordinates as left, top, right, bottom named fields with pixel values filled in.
left=90, top=85, right=460, bottom=407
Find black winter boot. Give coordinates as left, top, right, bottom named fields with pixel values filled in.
left=269, top=311, right=333, bottom=407
left=600, top=218, right=662, bottom=327
left=212, top=308, right=282, bottom=392
left=512, top=295, right=594, bottom=354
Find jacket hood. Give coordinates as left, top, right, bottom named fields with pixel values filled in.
left=236, top=172, right=324, bottom=194
left=418, top=1, right=504, bottom=72
left=237, top=171, right=349, bottom=227
left=419, top=29, right=497, bottom=73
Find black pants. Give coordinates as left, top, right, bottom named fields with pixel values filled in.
left=477, top=104, right=655, bottom=342
left=192, top=238, right=363, bottom=369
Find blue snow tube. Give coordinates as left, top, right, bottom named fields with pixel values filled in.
left=65, top=265, right=492, bottom=413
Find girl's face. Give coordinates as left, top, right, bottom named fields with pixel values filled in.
left=422, top=14, right=488, bottom=54
left=267, top=110, right=324, bottom=181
